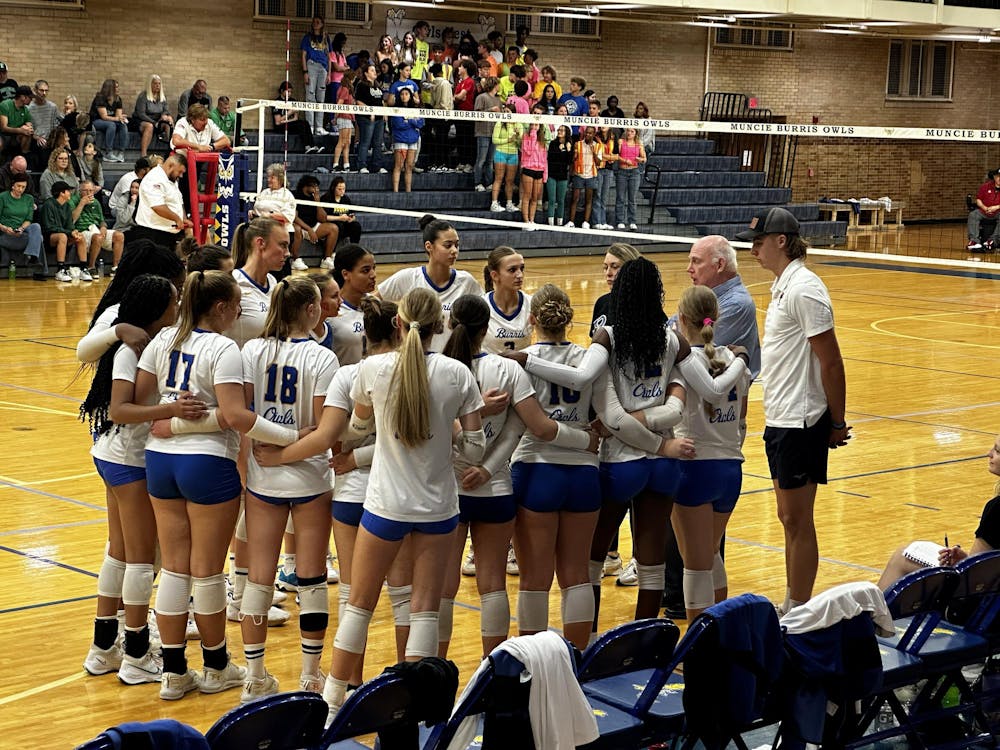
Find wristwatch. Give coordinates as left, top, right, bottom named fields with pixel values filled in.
left=831, top=420, right=846, bottom=430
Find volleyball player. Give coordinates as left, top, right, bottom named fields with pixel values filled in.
left=239, top=276, right=339, bottom=702
left=308, top=272, right=341, bottom=349
left=80, top=275, right=192, bottom=684
left=482, top=246, right=532, bottom=354
left=377, top=215, right=482, bottom=352
left=440, top=294, right=598, bottom=656
left=134, top=270, right=301, bottom=700
left=329, top=245, right=377, bottom=366
left=179, top=237, right=235, bottom=274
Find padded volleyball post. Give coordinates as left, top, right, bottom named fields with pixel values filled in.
left=186, top=150, right=220, bottom=244
left=213, top=151, right=250, bottom=249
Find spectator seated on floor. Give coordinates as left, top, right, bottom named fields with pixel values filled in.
left=967, top=169, right=1000, bottom=252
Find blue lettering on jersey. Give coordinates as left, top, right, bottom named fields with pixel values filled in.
left=710, top=405, right=738, bottom=424
left=550, top=407, right=580, bottom=422
left=484, top=421, right=495, bottom=439
left=495, top=329, right=526, bottom=339
left=263, top=406, right=296, bottom=425
left=353, top=322, right=363, bottom=333
left=632, top=381, right=663, bottom=399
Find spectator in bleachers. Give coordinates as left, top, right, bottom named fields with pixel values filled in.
left=59, top=95, right=89, bottom=155
left=533, top=65, right=561, bottom=102
left=376, top=58, right=395, bottom=98
left=507, top=78, right=530, bottom=115
left=45, top=128, right=81, bottom=177
left=375, top=35, right=398, bottom=68
left=635, top=101, right=655, bottom=155
left=522, top=50, right=540, bottom=97
left=558, top=77, right=589, bottom=118
left=615, top=127, right=646, bottom=232
left=40, top=148, right=80, bottom=199
left=250, top=162, right=300, bottom=268
left=0, top=174, right=44, bottom=270
left=353, top=63, right=386, bottom=174
left=301, top=15, right=332, bottom=137
left=591, top=126, right=619, bottom=230
left=0, top=85, right=35, bottom=162
left=457, top=31, right=478, bottom=61
left=40, top=180, right=85, bottom=279
left=176, top=79, right=210, bottom=121
left=332, top=69, right=356, bottom=172
left=588, top=99, right=601, bottom=119
left=566, top=126, right=602, bottom=229
left=487, top=30, right=505, bottom=64
left=292, top=174, right=340, bottom=266
left=453, top=60, right=478, bottom=173
left=90, top=79, right=129, bottom=163
left=499, top=46, right=519, bottom=82
left=412, top=21, right=432, bottom=80
left=515, top=24, right=531, bottom=57
left=600, top=95, right=625, bottom=122
left=439, top=27, right=457, bottom=63
left=319, top=176, right=362, bottom=255
left=113, top=178, right=140, bottom=232
left=0, top=155, right=30, bottom=193
left=389, top=87, right=423, bottom=193
left=132, top=75, right=173, bottom=157
left=967, top=169, right=1000, bottom=251
left=71, top=179, right=124, bottom=272
left=425, top=63, right=453, bottom=172
left=209, top=96, right=239, bottom=144
left=78, top=137, right=103, bottom=188
left=490, top=109, right=521, bottom=212
left=0, top=63, right=18, bottom=101
left=386, top=62, right=419, bottom=106
left=326, top=32, right=349, bottom=131
left=28, top=80, right=57, bottom=155
left=519, top=107, right=550, bottom=228
left=537, top=83, right=558, bottom=115
left=546, top=125, right=573, bottom=226
left=477, top=41, right=499, bottom=78
left=473, top=76, right=501, bottom=192
left=428, top=43, right=453, bottom=82
left=109, top=157, right=150, bottom=217
left=397, top=31, right=417, bottom=68
left=271, top=81, right=317, bottom=154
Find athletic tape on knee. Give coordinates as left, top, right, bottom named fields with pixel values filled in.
left=561, top=583, right=595, bottom=625
left=517, top=590, right=549, bottom=632
left=480, top=590, right=510, bottom=638
left=405, top=610, right=440, bottom=659
left=712, top=552, right=728, bottom=591
left=588, top=560, right=603, bottom=586
left=122, top=563, right=155, bottom=606
left=338, top=582, right=350, bottom=624
left=192, top=573, right=227, bottom=616
left=438, top=598, right=455, bottom=644
left=636, top=563, right=666, bottom=591
left=333, top=604, right=372, bottom=654
left=387, top=584, right=412, bottom=628
left=240, top=581, right=273, bottom=622
left=155, top=570, right=193, bottom=616
left=683, top=568, right=715, bottom=611
left=298, top=581, right=329, bottom=632
left=97, top=555, right=126, bottom=598
left=235, top=508, right=247, bottom=543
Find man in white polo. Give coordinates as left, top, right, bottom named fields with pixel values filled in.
left=736, top=207, right=850, bottom=613
left=132, top=151, right=191, bottom=249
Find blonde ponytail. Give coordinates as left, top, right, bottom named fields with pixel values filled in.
left=390, top=288, right=441, bottom=446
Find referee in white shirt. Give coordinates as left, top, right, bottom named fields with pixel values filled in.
left=736, top=207, right=850, bottom=614
left=131, top=152, right=192, bottom=249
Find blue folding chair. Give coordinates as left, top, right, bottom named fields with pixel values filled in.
left=78, top=720, right=209, bottom=750
left=317, top=671, right=425, bottom=749
left=205, top=692, right=327, bottom=750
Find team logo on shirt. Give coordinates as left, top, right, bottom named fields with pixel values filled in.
left=709, top=405, right=737, bottom=424
left=263, top=407, right=296, bottom=425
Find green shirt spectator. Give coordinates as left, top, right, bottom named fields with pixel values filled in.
left=41, top=195, right=75, bottom=235
left=0, top=186, right=34, bottom=228
left=0, top=96, right=31, bottom=130
left=69, top=185, right=106, bottom=231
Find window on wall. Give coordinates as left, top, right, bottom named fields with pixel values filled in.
left=255, top=0, right=370, bottom=25
left=507, top=12, right=600, bottom=40
left=886, top=39, right=953, bottom=100
left=714, top=22, right=793, bottom=50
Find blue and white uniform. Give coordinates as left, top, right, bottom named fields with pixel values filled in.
left=310, top=320, right=334, bottom=350
left=329, top=299, right=365, bottom=365
left=482, top=291, right=533, bottom=353
left=226, top=269, right=278, bottom=348
left=77, top=303, right=122, bottom=363
left=324, top=363, right=373, bottom=526
left=91, top=345, right=148, bottom=486
left=378, top=267, right=483, bottom=352
left=242, top=337, right=340, bottom=503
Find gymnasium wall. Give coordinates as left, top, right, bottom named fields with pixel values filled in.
left=1, top=0, right=997, bottom=220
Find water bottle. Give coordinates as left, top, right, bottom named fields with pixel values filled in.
left=7, top=259, right=15, bottom=281
left=97, top=258, right=105, bottom=280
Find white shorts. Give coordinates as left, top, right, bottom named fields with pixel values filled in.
left=393, top=142, right=419, bottom=151
left=336, top=118, right=354, bottom=131
left=82, top=226, right=118, bottom=250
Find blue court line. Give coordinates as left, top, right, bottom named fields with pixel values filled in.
left=0, top=519, right=105, bottom=538
left=838, top=490, right=870, bottom=499
left=0, top=381, right=83, bottom=403
left=25, top=338, right=76, bottom=351
left=0, top=479, right=106, bottom=511
left=822, top=260, right=1000, bottom=281
left=0, top=543, right=98, bottom=578
left=727, top=536, right=881, bottom=574
left=905, top=503, right=941, bottom=511
left=0, top=594, right=98, bottom=615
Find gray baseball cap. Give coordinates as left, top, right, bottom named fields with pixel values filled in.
left=735, top=207, right=800, bottom=241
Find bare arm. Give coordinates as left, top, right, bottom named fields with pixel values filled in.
left=111, top=372, right=207, bottom=424
left=808, top=328, right=850, bottom=448
left=254, top=405, right=349, bottom=466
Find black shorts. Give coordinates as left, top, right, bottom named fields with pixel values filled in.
left=522, top=167, right=544, bottom=180
left=763, top=410, right=831, bottom=490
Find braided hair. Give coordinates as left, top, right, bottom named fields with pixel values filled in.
left=608, top=256, right=667, bottom=377
left=87, top=239, right=185, bottom=330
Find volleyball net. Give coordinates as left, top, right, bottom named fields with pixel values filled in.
left=232, top=98, right=1000, bottom=271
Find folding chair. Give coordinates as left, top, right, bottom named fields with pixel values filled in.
left=78, top=720, right=209, bottom=750
left=205, top=692, right=327, bottom=750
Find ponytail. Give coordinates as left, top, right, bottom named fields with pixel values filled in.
left=261, top=276, right=320, bottom=341
left=173, top=270, right=238, bottom=349
left=390, top=288, right=440, bottom=446
left=483, top=245, right=517, bottom=293
left=677, top=285, right=727, bottom=419
left=442, top=294, right=490, bottom=370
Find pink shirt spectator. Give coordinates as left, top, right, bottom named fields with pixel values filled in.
left=329, top=51, right=347, bottom=84
left=520, top=126, right=549, bottom=182
left=618, top=141, right=643, bottom=169
left=508, top=94, right=529, bottom=115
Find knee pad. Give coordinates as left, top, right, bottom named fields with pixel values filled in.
left=155, top=569, right=193, bottom=616
left=285, top=515, right=295, bottom=535
left=561, top=583, right=594, bottom=625
left=235, top=507, right=247, bottom=543
left=480, top=590, right=510, bottom=638
left=636, top=563, right=666, bottom=591
left=122, top=563, right=155, bottom=606
left=438, top=598, right=455, bottom=644
left=387, top=584, right=412, bottom=628
left=297, top=576, right=329, bottom=633
left=588, top=560, right=603, bottom=586
left=338, top=582, right=350, bottom=624
left=333, top=604, right=372, bottom=654
left=517, top=590, right=549, bottom=632
left=192, top=573, right=227, bottom=616
left=712, top=552, right=728, bottom=591
left=240, top=581, right=273, bottom=623
left=683, top=568, right=714, bottom=611
left=405, top=610, right=439, bottom=659
left=97, top=555, right=126, bottom=598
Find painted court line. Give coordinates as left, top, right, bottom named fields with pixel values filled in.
left=0, top=672, right=85, bottom=706
left=0, top=381, right=82, bottom=403
left=0, top=544, right=98, bottom=578
left=0, top=594, right=97, bottom=616
left=0, top=518, right=105, bottom=538
left=0, top=478, right=106, bottom=511
left=727, top=536, right=881, bottom=574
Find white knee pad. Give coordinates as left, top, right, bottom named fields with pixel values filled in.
left=97, top=555, right=126, bottom=598
left=438, top=598, right=455, bottom=644
left=334, top=604, right=372, bottom=654
left=387, top=584, right=412, bottom=628
left=683, top=568, right=714, bottom=611
left=636, top=563, right=666, bottom=591
left=155, top=569, right=192, bottom=616
left=298, top=580, right=329, bottom=632
left=338, top=582, right=350, bottom=624
left=712, top=552, right=728, bottom=591
left=122, top=563, right=155, bottom=606
left=517, top=590, right=549, bottom=632
left=235, top=507, right=247, bottom=543
left=561, top=583, right=594, bottom=625
left=405, top=610, right=439, bottom=659
left=480, top=590, right=510, bottom=638
left=588, top=560, right=604, bottom=586
left=240, top=581, right=273, bottom=623
left=192, top=573, right=227, bottom=616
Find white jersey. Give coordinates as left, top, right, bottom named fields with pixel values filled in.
left=310, top=320, right=334, bottom=350
left=601, top=325, right=680, bottom=464
left=482, top=291, right=533, bottom=353
left=77, top=303, right=120, bottom=363
left=325, top=363, right=371, bottom=504
left=378, top=266, right=484, bottom=352
left=90, top=345, right=150, bottom=468
left=139, top=326, right=244, bottom=460
left=243, top=337, right=339, bottom=497
left=674, top=347, right=749, bottom=462
left=456, top=353, right=536, bottom=497
left=352, top=351, right=484, bottom=522
left=226, top=268, right=277, bottom=348
left=511, top=342, right=598, bottom=468
left=329, top=299, right=365, bottom=365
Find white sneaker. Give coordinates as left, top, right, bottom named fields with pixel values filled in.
left=118, top=648, right=163, bottom=685
left=55, top=268, right=72, bottom=282
left=201, top=660, right=247, bottom=694
left=160, top=669, right=200, bottom=700
left=272, top=589, right=287, bottom=606
left=461, top=549, right=476, bottom=577
left=69, top=265, right=81, bottom=279
left=291, top=258, right=308, bottom=271
left=490, top=201, right=504, bottom=213
left=475, top=184, right=487, bottom=192
left=616, top=223, right=626, bottom=230
left=582, top=221, right=591, bottom=230
left=506, top=545, right=519, bottom=576
left=548, top=217, right=555, bottom=225
left=185, top=616, right=200, bottom=640
left=412, top=166, right=424, bottom=173
left=564, top=221, right=575, bottom=229
left=523, top=223, right=535, bottom=231
left=315, top=127, right=329, bottom=136
left=378, top=168, right=388, bottom=174
left=84, top=643, right=123, bottom=675
left=603, top=554, right=623, bottom=577
left=268, top=605, right=290, bottom=626
left=241, top=672, right=279, bottom=704
left=616, top=558, right=638, bottom=586
left=320, top=256, right=335, bottom=270
left=79, top=268, right=93, bottom=282
left=505, top=201, right=517, bottom=212
left=327, top=554, right=340, bottom=584
left=359, top=168, right=370, bottom=174
left=462, top=164, right=474, bottom=173
left=226, top=603, right=241, bottom=623
left=629, top=224, right=638, bottom=231
left=300, top=670, right=325, bottom=693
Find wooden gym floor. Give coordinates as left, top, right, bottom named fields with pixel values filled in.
left=1, top=223, right=998, bottom=746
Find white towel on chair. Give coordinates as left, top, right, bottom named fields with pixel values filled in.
left=781, top=581, right=895, bottom=637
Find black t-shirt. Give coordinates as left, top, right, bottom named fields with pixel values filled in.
left=294, top=188, right=318, bottom=226
left=975, top=495, right=1000, bottom=549
left=354, top=81, right=384, bottom=108
left=590, top=292, right=613, bottom=338
left=90, top=95, right=123, bottom=122
left=548, top=139, right=573, bottom=182
left=0, top=77, right=18, bottom=102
